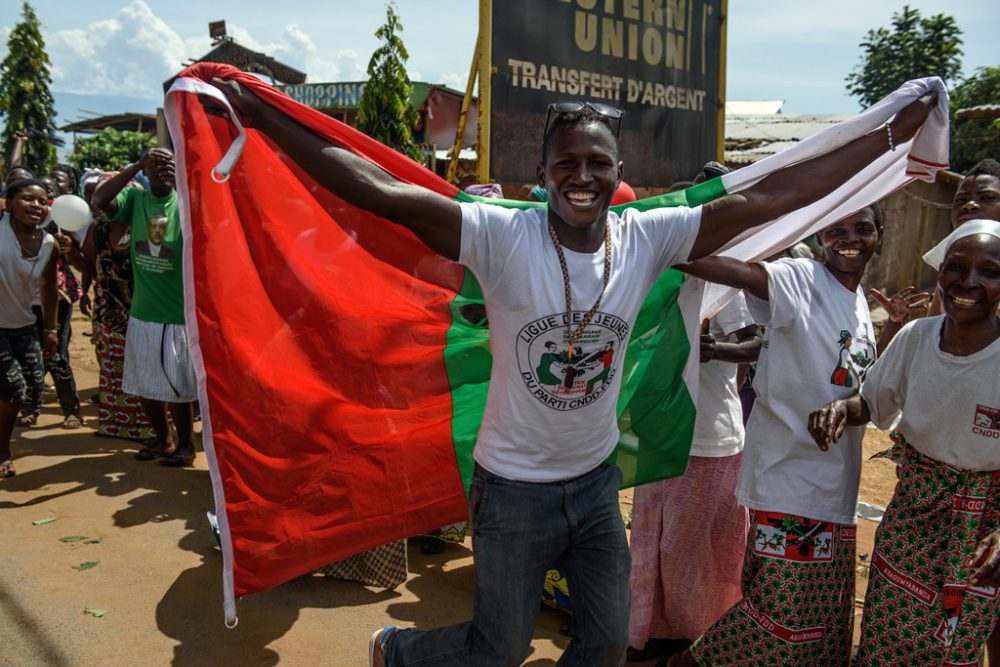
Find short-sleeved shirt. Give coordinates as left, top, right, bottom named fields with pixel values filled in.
left=0, top=215, right=55, bottom=328
left=690, top=292, right=755, bottom=457
left=459, top=202, right=701, bottom=482
left=740, top=258, right=877, bottom=525
left=862, top=316, right=1000, bottom=471
left=108, top=188, right=183, bottom=324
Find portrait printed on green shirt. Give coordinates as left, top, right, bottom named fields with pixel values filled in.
left=134, top=214, right=178, bottom=272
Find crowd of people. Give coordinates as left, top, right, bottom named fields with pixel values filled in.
left=1, top=132, right=196, bottom=476
left=2, top=80, right=1000, bottom=667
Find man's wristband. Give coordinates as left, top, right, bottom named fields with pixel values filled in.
left=44, top=328, right=57, bottom=335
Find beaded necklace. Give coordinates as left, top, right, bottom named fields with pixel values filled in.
left=546, top=219, right=612, bottom=388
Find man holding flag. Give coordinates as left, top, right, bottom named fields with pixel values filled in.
left=199, top=78, right=934, bottom=666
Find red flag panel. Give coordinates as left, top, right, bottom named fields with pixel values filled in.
left=169, top=64, right=470, bottom=599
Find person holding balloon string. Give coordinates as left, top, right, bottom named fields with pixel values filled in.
left=0, top=179, right=59, bottom=478
left=13, top=168, right=82, bottom=428
left=22, top=189, right=87, bottom=430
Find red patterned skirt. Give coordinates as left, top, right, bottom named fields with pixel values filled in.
left=97, top=328, right=153, bottom=440
left=856, top=432, right=1000, bottom=667
left=690, top=510, right=856, bottom=666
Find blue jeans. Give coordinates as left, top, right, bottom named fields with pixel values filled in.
left=387, top=463, right=630, bottom=667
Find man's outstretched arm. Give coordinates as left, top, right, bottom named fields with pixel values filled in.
left=206, top=78, right=463, bottom=261
left=689, top=94, right=937, bottom=261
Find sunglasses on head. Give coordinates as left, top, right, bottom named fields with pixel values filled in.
left=544, top=101, right=625, bottom=138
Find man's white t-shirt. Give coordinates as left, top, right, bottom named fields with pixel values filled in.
left=862, top=316, right=1000, bottom=471
left=459, top=202, right=701, bottom=482
left=740, top=258, right=877, bottom=525
left=689, top=292, right=754, bottom=457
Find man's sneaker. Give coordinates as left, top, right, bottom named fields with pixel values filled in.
left=368, top=626, right=399, bottom=667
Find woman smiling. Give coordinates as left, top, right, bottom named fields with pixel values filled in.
left=809, top=220, right=1000, bottom=666
left=0, top=179, right=58, bottom=478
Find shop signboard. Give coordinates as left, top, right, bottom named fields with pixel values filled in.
left=491, top=0, right=724, bottom=187
left=279, top=82, right=367, bottom=110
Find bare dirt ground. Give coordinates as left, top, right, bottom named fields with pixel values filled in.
left=0, top=311, right=899, bottom=666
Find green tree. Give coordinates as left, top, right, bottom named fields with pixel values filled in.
left=845, top=5, right=963, bottom=108
left=67, top=128, right=157, bottom=172
left=949, top=66, right=1000, bottom=174
left=0, top=2, right=58, bottom=174
left=356, top=3, right=422, bottom=162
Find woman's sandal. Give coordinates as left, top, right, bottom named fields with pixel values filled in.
left=15, top=413, right=38, bottom=428
left=61, top=414, right=83, bottom=430
left=160, top=450, right=196, bottom=467
left=135, top=438, right=176, bottom=461
left=0, top=460, right=16, bottom=479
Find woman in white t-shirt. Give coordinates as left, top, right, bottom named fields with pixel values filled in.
left=668, top=204, right=900, bottom=667
left=0, top=179, right=58, bottom=479
left=809, top=220, right=1000, bottom=667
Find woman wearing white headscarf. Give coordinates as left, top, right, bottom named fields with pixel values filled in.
left=809, top=220, right=1000, bottom=666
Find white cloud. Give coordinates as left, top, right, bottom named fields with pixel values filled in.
left=305, top=49, right=367, bottom=83
left=225, top=21, right=368, bottom=84
left=47, top=0, right=209, bottom=99
left=41, top=2, right=364, bottom=99
left=282, top=23, right=315, bottom=54
left=225, top=24, right=278, bottom=55
left=438, top=71, right=469, bottom=91
left=36, top=1, right=426, bottom=99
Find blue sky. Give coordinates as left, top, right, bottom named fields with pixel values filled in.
left=1, top=0, right=996, bottom=131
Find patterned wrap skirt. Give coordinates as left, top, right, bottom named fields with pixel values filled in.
left=318, top=540, right=408, bottom=590
left=691, top=509, right=856, bottom=666
left=856, top=432, right=1000, bottom=667
left=97, top=327, right=154, bottom=440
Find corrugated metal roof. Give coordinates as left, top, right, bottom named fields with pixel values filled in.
left=724, top=112, right=854, bottom=164
left=60, top=112, right=158, bottom=134
left=725, top=100, right=785, bottom=115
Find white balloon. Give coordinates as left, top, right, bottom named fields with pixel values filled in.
left=50, top=194, right=91, bottom=232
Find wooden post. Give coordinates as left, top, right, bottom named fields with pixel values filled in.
left=716, top=0, right=728, bottom=164
left=447, top=37, right=480, bottom=184
left=477, top=0, right=492, bottom=183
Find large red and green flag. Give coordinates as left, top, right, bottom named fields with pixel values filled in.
left=165, top=63, right=948, bottom=624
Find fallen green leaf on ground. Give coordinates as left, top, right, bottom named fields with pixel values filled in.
left=72, top=561, right=99, bottom=571
left=32, top=518, right=57, bottom=526
left=83, top=538, right=102, bottom=545
left=59, top=535, right=87, bottom=542
left=83, top=608, right=108, bottom=618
